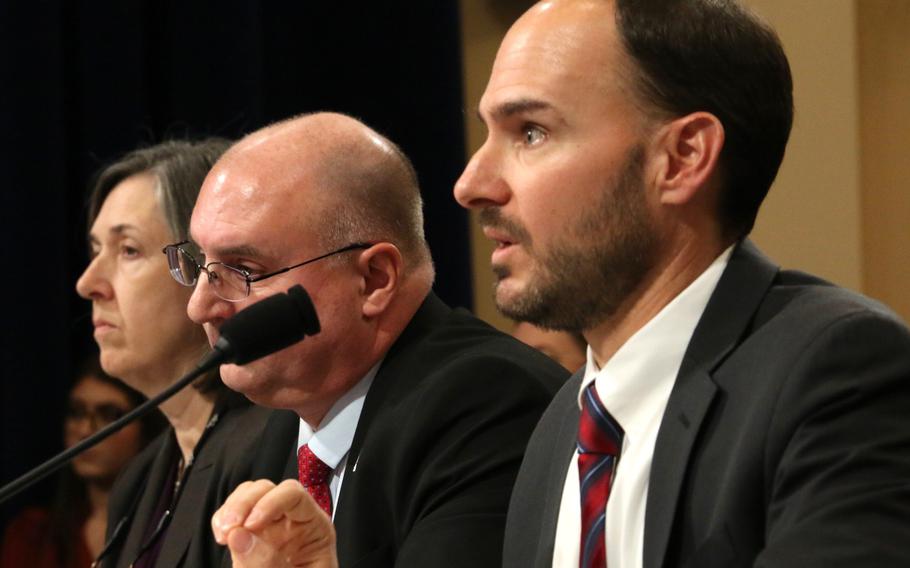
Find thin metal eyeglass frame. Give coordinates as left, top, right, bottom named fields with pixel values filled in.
left=162, top=241, right=373, bottom=300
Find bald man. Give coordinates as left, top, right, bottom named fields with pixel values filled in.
left=169, top=113, right=567, bottom=567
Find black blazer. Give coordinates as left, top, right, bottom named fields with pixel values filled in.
left=101, top=396, right=281, bottom=567
left=253, top=293, right=569, bottom=568
left=504, top=240, right=910, bottom=568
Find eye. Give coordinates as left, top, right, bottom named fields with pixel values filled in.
left=219, top=262, right=255, bottom=279
left=522, top=124, right=547, bottom=147
left=120, top=243, right=141, bottom=258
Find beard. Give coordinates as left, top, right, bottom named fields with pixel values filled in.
left=484, top=145, right=658, bottom=331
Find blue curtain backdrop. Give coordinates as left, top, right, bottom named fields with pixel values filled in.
left=0, top=0, right=471, bottom=526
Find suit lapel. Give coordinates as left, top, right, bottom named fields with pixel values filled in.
left=334, top=293, right=450, bottom=561
left=117, top=433, right=179, bottom=566
left=643, top=240, right=779, bottom=568
left=536, top=373, right=583, bottom=565
left=341, top=293, right=449, bottom=486
left=155, top=457, right=214, bottom=566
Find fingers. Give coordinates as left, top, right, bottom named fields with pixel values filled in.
left=212, top=479, right=277, bottom=544
left=214, top=479, right=339, bottom=568
left=244, top=479, right=330, bottom=531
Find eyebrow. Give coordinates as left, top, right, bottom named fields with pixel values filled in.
left=87, top=223, right=140, bottom=245
left=205, top=244, right=264, bottom=260
left=480, top=98, right=556, bottom=122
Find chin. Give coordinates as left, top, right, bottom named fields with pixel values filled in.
left=494, top=279, right=526, bottom=311
left=72, top=461, right=110, bottom=482
left=219, top=362, right=270, bottom=398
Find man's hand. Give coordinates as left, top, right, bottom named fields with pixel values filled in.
left=212, top=479, right=339, bottom=568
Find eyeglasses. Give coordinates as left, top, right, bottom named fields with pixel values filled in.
left=162, top=241, right=372, bottom=302
left=65, top=401, right=129, bottom=431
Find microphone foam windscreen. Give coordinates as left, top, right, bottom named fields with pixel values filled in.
left=217, top=285, right=321, bottom=365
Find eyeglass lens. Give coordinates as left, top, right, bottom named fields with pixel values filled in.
left=165, top=246, right=199, bottom=286
left=65, top=402, right=129, bottom=429
left=165, top=245, right=251, bottom=301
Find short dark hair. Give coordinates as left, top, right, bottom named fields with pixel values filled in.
left=615, top=0, right=794, bottom=237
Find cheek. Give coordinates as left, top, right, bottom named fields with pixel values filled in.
left=63, top=427, right=80, bottom=447
left=134, top=285, right=203, bottom=351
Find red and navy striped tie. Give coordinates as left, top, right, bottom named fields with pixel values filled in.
left=577, top=383, right=624, bottom=568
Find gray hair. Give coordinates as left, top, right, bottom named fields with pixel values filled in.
left=85, top=138, right=232, bottom=395
left=87, top=138, right=232, bottom=242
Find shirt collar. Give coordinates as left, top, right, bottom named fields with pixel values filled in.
left=578, top=246, right=734, bottom=434
left=297, top=359, right=382, bottom=469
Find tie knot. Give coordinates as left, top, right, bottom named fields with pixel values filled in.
left=297, top=444, right=332, bottom=488
left=577, top=383, right=623, bottom=456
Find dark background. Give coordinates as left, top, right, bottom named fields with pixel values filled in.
left=0, top=1, right=472, bottom=528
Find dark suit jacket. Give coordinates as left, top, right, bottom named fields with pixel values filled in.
left=252, top=293, right=568, bottom=568
left=504, top=241, right=910, bottom=568
left=101, top=396, right=279, bottom=567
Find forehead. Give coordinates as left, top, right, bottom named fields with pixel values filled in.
left=482, top=1, right=634, bottom=120
left=190, top=157, right=325, bottom=260
left=93, top=174, right=161, bottom=230
left=71, top=377, right=131, bottom=406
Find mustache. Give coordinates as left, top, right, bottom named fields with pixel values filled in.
left=478, top=208, right=532, bottom=246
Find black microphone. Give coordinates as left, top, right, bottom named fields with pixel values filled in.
left=207, top=284, right=321, bottom=366
left=0, top=285, right=320, bottom=505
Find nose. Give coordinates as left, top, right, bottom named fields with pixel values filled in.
left=454, top=140, right=510, bottom=210
left=186, top=274, right=235, bottom=328
left=67, top=415, right=96, bottom=441
left=76, top=255, right=113, bottom=301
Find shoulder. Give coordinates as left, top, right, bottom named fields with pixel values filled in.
left=359, top=306, right=569, bottom=455
left=744, top=269, right=910, bottom=360
left=195, top=401, right=292, bottom=486
left=108, top=430, right=168, bottom=518
left=208, top=399, right=273, bottom=445
left=389, top=305, right=570, bottom=398
left=2, top=507, right=52, bottom=541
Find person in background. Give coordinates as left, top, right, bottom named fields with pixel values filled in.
left=0, top=357, right=165, bottom=568
left=512, top=321, right=586, bottom=372
left=76, top=139, right=281, bottom=567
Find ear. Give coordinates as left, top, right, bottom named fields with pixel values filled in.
left=652, top=112, right=724, bottom=206
left=355, top=243, right=403, bottom=318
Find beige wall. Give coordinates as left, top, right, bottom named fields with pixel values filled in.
left=459, top=0, right=910, bottom=329
left=746, top=0, right=863, bottom=290
left=858, top=0, right=910, bottom=321
left=459, top=0, right=531, bottom=332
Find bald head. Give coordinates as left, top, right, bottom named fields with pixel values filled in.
left=205, top=112, right=431, bottom=271
left=189, top=113, right=435, bottom=420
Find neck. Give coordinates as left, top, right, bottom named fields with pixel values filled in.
left=121, top=347, right=214, bottom=462
left=83, top=481, right=110, bottom=558
left=159, top=386, right=216, bottom=463
left=85, top=481, right=109, bottom=514
left=584, top=232, right=730, bottom=366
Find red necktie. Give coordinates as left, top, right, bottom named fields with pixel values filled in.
left=577, top=383, right=624, bottom=568
left=297, top=444, right=333, bottom=516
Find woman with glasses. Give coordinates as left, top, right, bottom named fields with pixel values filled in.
left=0, top=358, right=164, bottom=568
left=74, top=140, right=280, bottom=567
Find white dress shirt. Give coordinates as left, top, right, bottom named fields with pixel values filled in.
left=297, top=360, right=381, bottom=520
left=552, top=247, right=732, bottom=568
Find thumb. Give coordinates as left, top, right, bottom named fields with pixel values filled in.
left=227, top=527, right=264, bottom=567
